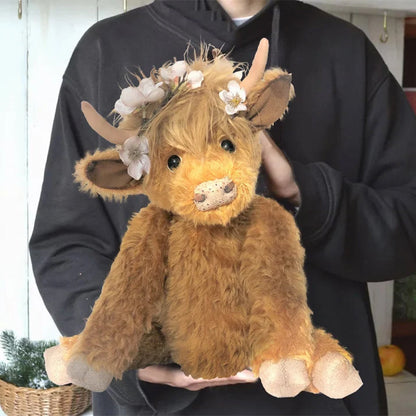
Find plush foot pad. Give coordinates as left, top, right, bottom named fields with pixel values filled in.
left=44, top=345, right=72, bottom=386
left=67, top=356, right=113, bottom=392
left=312, top=352, right=363, bottom=399
left=259, top=359, right=310, bottom=398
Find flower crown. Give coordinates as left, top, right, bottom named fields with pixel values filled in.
left=115, top=60, right=246, bottom=119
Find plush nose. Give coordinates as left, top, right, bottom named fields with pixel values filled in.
left=224, top=181, right=235, bottom=193
left=193, top=177, right=237, bottom=211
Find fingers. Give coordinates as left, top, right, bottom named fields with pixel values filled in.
left=258, top=130, right=274, bottom=157
left=138, top=365, right=181, bottom=385
left=257, top=131, right=301, bottom=204
left=177, top=369, right=259, bottom=391
left=228, top=369, right=259, bottom=383
left=138, top=366, right=258, bottom=390
left=257, top=130, right=285, bottom=159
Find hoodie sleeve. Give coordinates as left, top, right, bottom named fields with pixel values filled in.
left=292, top=63, right=416, bottom=283
left=29, top=25, right=118, bottom=337
left=29, top=77, right=121, bottom=335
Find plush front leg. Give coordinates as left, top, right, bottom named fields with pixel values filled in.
left=44, top=335, right=112, bottom=391
left=49, top=325, right=171, bottom=392
left=241, top=197, right=314, bottom=397
left=67, top=356, right=113, bottom=392
left=63, top=205, right=170, bottom=391
left=44, top=344, right=73, bottom=386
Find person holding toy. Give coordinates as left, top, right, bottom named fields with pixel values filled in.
left=30, top=0, right=416, bottom=415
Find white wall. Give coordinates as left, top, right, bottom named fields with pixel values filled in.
left=0, top=0, right=405, bottom=348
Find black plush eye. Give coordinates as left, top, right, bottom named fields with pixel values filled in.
left=221, top=139, right=235, bottom=153
left=167, top=155, right=181, bottom=171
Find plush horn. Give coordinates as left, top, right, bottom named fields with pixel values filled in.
left=81, top=101, right=138, bottom=145
left=240, top=38, right=269, bottom=94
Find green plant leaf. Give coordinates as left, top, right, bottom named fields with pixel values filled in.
left=393, top=274, right=416, bottom=320
left=0, top=331, right=58, bottom=389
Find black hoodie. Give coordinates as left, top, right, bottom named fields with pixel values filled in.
left=30, top=1, right=416, bottom=415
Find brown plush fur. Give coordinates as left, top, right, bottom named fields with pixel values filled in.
left=66, top=205, right=170, bottom=378
left=58, top=47, right=361, bottom=398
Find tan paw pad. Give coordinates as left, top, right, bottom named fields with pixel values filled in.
left=67, top=356, right=113, bottom=392
left=259, top=359, right=310, bottom=397
left=312, top=352, right=363, bottom=399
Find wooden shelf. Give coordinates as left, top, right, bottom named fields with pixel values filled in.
left=306, top=1, right=416, bottom=16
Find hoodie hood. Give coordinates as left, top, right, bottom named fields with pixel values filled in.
left=149, top=0, right=281, bottom=66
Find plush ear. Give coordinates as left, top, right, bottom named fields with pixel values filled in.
left=245, top=68, right=295, bottom=130
left=74, top=148, right=145, bottom=201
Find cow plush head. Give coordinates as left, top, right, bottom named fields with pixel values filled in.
left=75, top=39, right=294, bottom=226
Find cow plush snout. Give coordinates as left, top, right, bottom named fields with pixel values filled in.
left=194, top=177, right=237, bottom=211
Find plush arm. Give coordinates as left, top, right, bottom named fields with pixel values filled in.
left=67, top=205, right=170, bottom=378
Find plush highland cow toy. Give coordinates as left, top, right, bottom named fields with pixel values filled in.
left=45, top=39, right=363, bottom=399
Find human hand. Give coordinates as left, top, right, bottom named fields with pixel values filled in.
left=258, top=130, right=301, bottom=206
left=138, top=365, right=258, bottom=391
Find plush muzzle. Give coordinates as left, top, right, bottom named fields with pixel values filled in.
left=193, top=176, right=237, bottom=211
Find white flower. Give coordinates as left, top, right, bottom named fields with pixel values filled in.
left=115, top=78, right=165, bottom=116
left=118, top=135, right=151, bottom=180
left=186, top=70, right=204, bottom=89
left=137, top=78, right=165, bottom=102
left=160, top=60, right=188, bottom=82
left=114, top=99, right=136, bottom=116
left=233, top=70, right=244, bottom=80
left=115, top=86, right=147, bottom=116
left=120, top=86, right=146, bottom=107
left=219, top=80, right=247, bottom=115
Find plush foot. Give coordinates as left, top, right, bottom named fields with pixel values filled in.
left=312, top=352, right=363, bottom=399
left=44, top=345, right=73, bottom=386
left=67, top=356, right=113, bottom=392
left=259, top=359, right=310, bottom=397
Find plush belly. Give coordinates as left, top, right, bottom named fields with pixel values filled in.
left=162, top=219, right=250, bottom=378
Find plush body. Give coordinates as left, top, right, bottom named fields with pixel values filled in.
left=45, top=41, right=362, bottom=399
left=61, top=196, right=356, bottom=397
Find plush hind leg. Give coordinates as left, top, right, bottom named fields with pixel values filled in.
left=309, top=329, right=363, bottom=398
left=242, top=198, right=315, bottom=397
